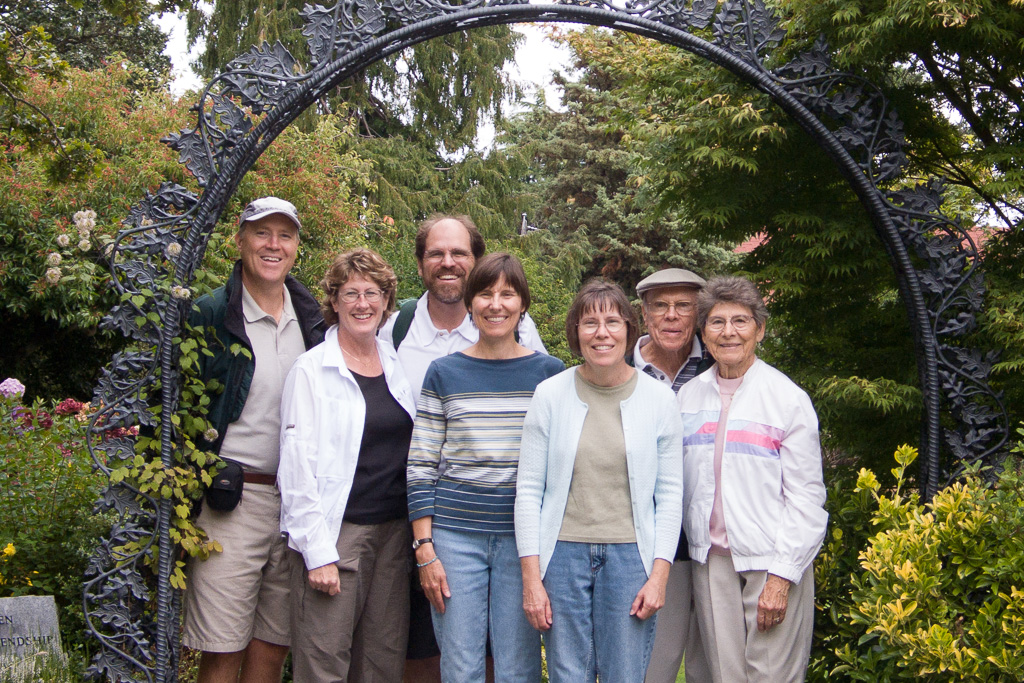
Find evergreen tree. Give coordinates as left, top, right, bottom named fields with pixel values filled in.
left=493, top=33, right=738, bottom=288
left=186, top=0, right=520, bottom=155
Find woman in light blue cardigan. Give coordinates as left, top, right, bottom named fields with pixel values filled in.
left=515, top=279, right=684, bottom=683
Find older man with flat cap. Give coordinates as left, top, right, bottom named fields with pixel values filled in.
left=634, top=268, right=713, bottom=683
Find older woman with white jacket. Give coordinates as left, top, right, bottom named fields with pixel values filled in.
left=279, top=248, right=416, bottom=682
left=680, top=275, right=827, bottom=683
left=515, top=278, right=683, bottom=683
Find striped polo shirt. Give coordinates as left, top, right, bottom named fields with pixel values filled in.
left=407, top=351, right=565, bottom=534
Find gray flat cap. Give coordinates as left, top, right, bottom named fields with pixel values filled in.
left=635, top=268, right=707, bottom=296
left=238, top=196, right=302, bottom=232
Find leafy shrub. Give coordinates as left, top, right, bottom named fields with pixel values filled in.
left=811, top=434, right=1024, bottom=681
left=0, top=379, right=111, bottom=673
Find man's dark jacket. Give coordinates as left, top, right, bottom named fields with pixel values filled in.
left=192, top=261, right=327, bottom=456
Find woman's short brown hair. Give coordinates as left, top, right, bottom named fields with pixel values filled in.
left=463, top=252, right=531, bottom=312
left=319, top=247, right=397, bottom=328
left=565, top=278, right=640, bottom=357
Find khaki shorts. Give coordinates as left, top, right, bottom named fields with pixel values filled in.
left=182, top=483, right=291, bottom=653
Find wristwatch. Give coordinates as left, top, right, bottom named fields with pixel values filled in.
left=412, top=537, right=433, bottom=550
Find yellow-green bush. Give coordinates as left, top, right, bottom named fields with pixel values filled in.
left=812, top=432, right=1024, bottom=681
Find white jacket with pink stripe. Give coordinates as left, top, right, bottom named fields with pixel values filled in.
left=678, top=359, right=827, bottom=583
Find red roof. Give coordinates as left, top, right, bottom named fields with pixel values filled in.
left=733, top=227, right=993, bottom=255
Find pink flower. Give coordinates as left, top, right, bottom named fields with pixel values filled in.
left=55, top=398, right=85, bottom=415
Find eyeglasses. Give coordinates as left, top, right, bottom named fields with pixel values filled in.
left=647, top=300, right=695, bottom=317
left=338, top=289, right=383, bottom=303
left=705, top=315, right=756, bottom=332
left=423, top=249, right=473, bottom=263
left=578, top=318, right=626, bottom=334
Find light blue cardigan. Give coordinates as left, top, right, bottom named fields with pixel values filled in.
left=514, top=367, right=684, bottom=578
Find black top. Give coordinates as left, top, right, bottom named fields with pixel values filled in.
left=343, top=370, right=414, bottom=524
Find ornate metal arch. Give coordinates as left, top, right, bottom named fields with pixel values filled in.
left=82, top=0, right=1008, bottom=679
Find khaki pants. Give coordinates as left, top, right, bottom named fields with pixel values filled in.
left=692, top=554, right=814, bottom=683
left=183, top=483, right=291, bottom=652
left=645, top=560, right=713, bottom=683
left=290, top=518, right=411, bottom=683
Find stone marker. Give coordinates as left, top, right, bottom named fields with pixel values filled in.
left=0, top=595, right=66, bottom=679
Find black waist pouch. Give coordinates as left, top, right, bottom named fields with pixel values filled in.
left=205, top=458, right=244, bottom=511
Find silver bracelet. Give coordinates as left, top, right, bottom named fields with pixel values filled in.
left=416, top=556, right=439, bottom=569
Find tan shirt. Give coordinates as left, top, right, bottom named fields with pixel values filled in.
left=219, top=284, right=306, bottom=473
left=558, top=371, right=638, bottom=544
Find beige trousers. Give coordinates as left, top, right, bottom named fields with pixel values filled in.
left=290, top=518, right=411, bottom=683
left=692, top=553, right=814, bottom=683
left=183, top=483, right=291, bottom=652
left=645, top=560, right=713, bottom=683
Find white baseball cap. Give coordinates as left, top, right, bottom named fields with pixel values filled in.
left=238, top=197, right=302, bottom=232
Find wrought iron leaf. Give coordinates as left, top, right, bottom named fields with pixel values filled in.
left=123, top=183, right=198, bottom=231
left=86, top=650, right=151, bottom=683
left=382, top=0, right=481, bottom=25
left=713, top=0, right=786, bottom=62
left=209, top=95, right=253, bottom=151
left=95, top=437, right=138, bottom=466
left=222, top=41, right=302, bottom=115
left=888, top=182, right=945, bottom=214
left=935, top=312, right=976, bottom=337
left=302, top=1, right=387, bottom=68
left=162, top=127, right=213, bottom=187
left=112, top=259, right=162, bottom=293
left=96, top=487, right=151, bottom=518
left=775, top=35, right=831, bottom=81
left=100, top=305, right=160, bottom=345
left=633, top=0, right=717, bottom=30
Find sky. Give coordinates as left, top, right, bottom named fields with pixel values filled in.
left=154, top=13, right=574, bottom=148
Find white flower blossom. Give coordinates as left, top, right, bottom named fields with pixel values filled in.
left=78, top=239, right=91, bottom=252
left=203, top=428, right=219, bottom=442
left=165, top=242, right=182, bottom=258
left=171, top=285, right=192, bottom=300
left=74, top=209, right=97, bottom=236
left=45, top=267, right=62, bottom=285
left=56, top=234, right=70, bottom=248
left=141, top=217, right=154, bottom=227
left=46, top=253, right=62, bottom=267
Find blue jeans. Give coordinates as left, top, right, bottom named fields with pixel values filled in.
left=543, top=541, right=657, bottom=683
left=431, top=527, right=541, bottom=682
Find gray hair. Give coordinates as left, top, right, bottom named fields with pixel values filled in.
left=696, top=276, right=770, bottom=330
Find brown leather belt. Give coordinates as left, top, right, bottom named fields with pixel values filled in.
left=243, top=472, right=277, bottom=486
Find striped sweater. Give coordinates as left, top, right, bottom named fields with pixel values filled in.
left=407, top=351, right=566, bottom=534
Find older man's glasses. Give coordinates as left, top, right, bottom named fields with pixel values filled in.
left=647, top=300, right=695, bottom=317
left=706, top=315, right=755, bottom=332
left=339, top=289, right=383, bottom=303
left=578, top=318, right=626, bottom=334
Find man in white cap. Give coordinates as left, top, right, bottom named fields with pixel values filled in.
left=183, top=197, right=326, bottom=683
left=634, top=267, right=714, bottom=683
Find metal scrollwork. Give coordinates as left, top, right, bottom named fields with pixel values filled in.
left=83, top=0, right=1009, bottom=680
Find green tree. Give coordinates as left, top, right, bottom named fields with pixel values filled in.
left=552, top=28, right=923, bottom=467
left=492, top=31, right=739, bottom=288
left=186, top=0, right=521, bottom=155
left=775, top=0, right=1024, bottom=434
left=0, top=63, right=373, bottom=401
left=0, top=0, right=191, bottom=178
left=3, top=1, right=171, bottom=74
left=779, top=0, right=1024, bottom=232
